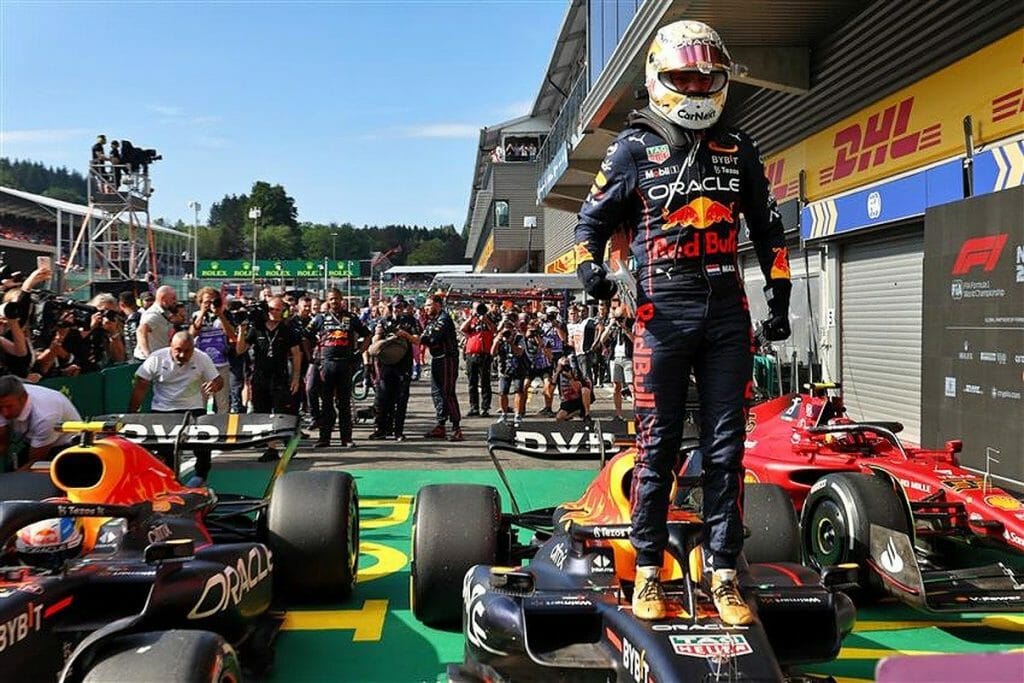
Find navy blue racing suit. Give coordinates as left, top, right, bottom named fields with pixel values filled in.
left=574, top=110, right=791, bottom=570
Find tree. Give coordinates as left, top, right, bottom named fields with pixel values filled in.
left=197, top=226, right=222, bottom=259
left=248, top=182, right=298, bottom=231
left=248, top=224, right=296, bottom=260
left=406, top=237, right=445, bottom=265
left=209, top=193, right=248, bottom=258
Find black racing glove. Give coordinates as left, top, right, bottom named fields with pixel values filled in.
left=577, top=261, right=617, bottom=301
left=762, top=281, right=792, bottom=342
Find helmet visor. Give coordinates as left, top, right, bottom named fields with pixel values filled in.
left=660, top=69, right=729, bottom=95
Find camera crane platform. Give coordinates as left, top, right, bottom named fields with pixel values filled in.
left=66, top=140, right=162, bottom=282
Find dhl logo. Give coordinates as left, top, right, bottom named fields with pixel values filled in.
left=661, top=197, right=733, bottom=230
left=992, top=87, right=1023, bottom=123
left=820, top=96, right=941, bottom=185
left=764, top=158, right=799, bottom=202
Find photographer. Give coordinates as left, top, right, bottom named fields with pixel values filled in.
left=554, top=356, right=592, bottom=421
left=76, top=293, right=126, bottom=371
left=491, top=317, right=529, bottom=425
left=523, top=316, right=555, bottom=416
left=460, top=301, right=495, bottom=418
left=236, top=296, right=301, bottom=462
left=223, top=299, right=252, bottom=413
left=598, top=297, right=634, bottom=422
left=190, top=287, right=236, bottom=413
left=134, top=285, right=177, bottom=360
left=368, top=296, right=421, bottom=441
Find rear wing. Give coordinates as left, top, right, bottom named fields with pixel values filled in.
left=92, top=413, right=299, bottom=450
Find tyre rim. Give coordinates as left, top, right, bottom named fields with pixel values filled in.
left=349, top=489, right=359, bottom=585
left=811, top=500, right=845, bottom=567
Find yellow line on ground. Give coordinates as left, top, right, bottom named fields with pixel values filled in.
left=982, top=614, right=1024, bottom=632
left=831, top=677, right=873, bottom=683
left=855, top=620, right=985, bottom=632
left=840, top=647, right=946, bottom=659
left=283, top=599, right=389, bottom=641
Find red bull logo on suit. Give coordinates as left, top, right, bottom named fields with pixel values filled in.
left=661, top=197, right=734, bottom=230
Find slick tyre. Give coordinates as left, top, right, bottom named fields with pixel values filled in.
left=267, top=470, right=359, bottom=602
left=83, top=630, right=241, bottom=683
left=411, top=484, right=501, bottom=628
left=801, top=472, right=910, bottom=599
left=743, top=483, right=801, bottom=564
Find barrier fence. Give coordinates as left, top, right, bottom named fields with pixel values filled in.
left=39, top=361, right=150, bottom=416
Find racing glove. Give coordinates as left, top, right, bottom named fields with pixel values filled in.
left=762, top=281, right=792, bottom=342
left=577, top=261, right=617, bottom=301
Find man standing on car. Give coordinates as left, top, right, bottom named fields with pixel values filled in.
left=574, top=20, right=791, bottom=624
left=309, top=288, right=370, bottom=448
left=368, top=296, right=421, bottom=441
left=461, top=301, right=495, bottom=418
left=415, top=294, right=463, bottom=442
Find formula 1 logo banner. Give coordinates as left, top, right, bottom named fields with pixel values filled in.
left=920, top=185, right=1023, bottom=482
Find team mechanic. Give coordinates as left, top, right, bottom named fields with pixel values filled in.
left=574, top=20, right=792, bottom=624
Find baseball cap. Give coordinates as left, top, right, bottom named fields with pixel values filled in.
left=545, top=306, right=559, bottom=315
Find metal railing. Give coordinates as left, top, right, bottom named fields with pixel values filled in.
left=535, top=70, right=589, bottom=199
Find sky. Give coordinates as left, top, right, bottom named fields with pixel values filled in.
left=0, top=0, right=568, bottom=228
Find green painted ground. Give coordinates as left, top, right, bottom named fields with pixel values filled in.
left=208, top=468, right=1023, bottom=683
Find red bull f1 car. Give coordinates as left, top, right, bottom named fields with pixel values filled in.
left=409, top=426, right=856, bottom=682
left=0, top=414, right=358, bottom=682
left=742, top=382, right=1024, bottom=612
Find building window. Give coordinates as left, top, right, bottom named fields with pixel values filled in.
left=494, top=200, right=510, bottom=228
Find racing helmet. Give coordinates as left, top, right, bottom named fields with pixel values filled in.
left=15, top=518, right=84, bottom=569
left=645, top=20, right=732, bottom=130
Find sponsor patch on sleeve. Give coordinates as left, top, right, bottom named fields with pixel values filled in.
left=770, top=247, right=791, bottom=280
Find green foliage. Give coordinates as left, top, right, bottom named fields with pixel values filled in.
left=1, top=158, right=87, bottom=204
left=407, top=237, right=445, bottom=265
left=248, top=181, right=298, bottom=230
left=197, top=226, right=222, bottom=259
left=248, top=224, right=295, bottom=260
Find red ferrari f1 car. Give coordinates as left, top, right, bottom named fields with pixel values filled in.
left=742, top=382, right=1024, bottom=612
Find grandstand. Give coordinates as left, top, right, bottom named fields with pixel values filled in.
left=0, top=186, right=189, bottom=290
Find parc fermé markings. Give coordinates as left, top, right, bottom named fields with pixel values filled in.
left=203, top=468, right=1024, bottom=683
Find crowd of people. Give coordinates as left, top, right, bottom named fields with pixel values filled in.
left=0, top=265, right=632, bottom=475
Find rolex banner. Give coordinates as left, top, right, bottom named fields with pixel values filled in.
left=197, top=259, right=359, bottom=279
left=921, top=185, right=1023, bottom=485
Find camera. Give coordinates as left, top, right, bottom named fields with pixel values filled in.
left=475, top=303, right=488, bottom=316
left=0, top=300, right=25, bottom=320
left=119, top=140, right=162, bottom=173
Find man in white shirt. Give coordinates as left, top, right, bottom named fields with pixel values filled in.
left=130, top=331, right=222, bottom=413
left=129, top=332, right=222, bottom=484
left=133, top=285, right=177, bottom=360
left=0, top=375, right=82, bottom=471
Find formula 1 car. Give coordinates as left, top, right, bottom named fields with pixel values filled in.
left=409, top=425, right=856, bottom=682
left=742, top=382, right=1024, bottom=612
left=0, top=415, right=359, bottom=682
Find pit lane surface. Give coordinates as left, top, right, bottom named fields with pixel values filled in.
left=203, top=377, right=1022, bottom=682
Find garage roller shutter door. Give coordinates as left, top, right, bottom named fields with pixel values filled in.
left=840, top=232, right=923, bottom=443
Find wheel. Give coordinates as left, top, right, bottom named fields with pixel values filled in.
left=743, top=483, right=801, bottom=564
left=83, top=630, right=241, bottom=683
left=267, top=470, right=359, bottom=601
left=801, top=472, right=910, bottom=598
left=411, top=484, right=501, bottom=628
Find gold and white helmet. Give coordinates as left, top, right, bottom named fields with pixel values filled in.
left=645, top=20, right=732, bottom=130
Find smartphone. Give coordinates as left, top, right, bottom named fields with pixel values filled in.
left=37, top=255, right=52, bottom=270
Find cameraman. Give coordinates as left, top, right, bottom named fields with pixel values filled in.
left=236, top=296, right=301, bottom=461
left=223, top=299, right=251, bottom=413
left=491, top=317, right=528, bottom=425
left=554, top=356, right=592, bottom=421
left=190, top=287, right=236, bottom=413
left=77, top=293, right=126, bottom=371
left=598, top=298, right=634, bottom=422
left=460, top=301, right=495, bottom=418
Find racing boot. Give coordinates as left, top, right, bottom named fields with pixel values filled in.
left=711, top=570, right=754, bottom=626
left=424, top=424, right=446, bottom=439
left=632, top=565, right=668, bottom=620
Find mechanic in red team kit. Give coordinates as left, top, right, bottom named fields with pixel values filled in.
left=309, top=288, right=371, bottom=448
left=574, top=20, right=792, bottom=624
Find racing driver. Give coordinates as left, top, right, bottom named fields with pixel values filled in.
left=574, top=20, right=792, bottom=624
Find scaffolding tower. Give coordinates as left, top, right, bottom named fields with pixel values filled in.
left=70, top=160, right=157, bottom=281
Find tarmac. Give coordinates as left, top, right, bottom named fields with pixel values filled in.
left=208, top=368, right=618, bottom=474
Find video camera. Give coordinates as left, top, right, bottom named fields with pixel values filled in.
left=119, top=140, right=162, bottom=174
left=226, top=299, right=268, bottom=327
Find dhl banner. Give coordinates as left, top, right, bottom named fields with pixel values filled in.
left=474, top=233, right=495, bottom=273
left=764, top=30, right=1023, bottom=204
left=546, top=246, right=575, bottom=274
